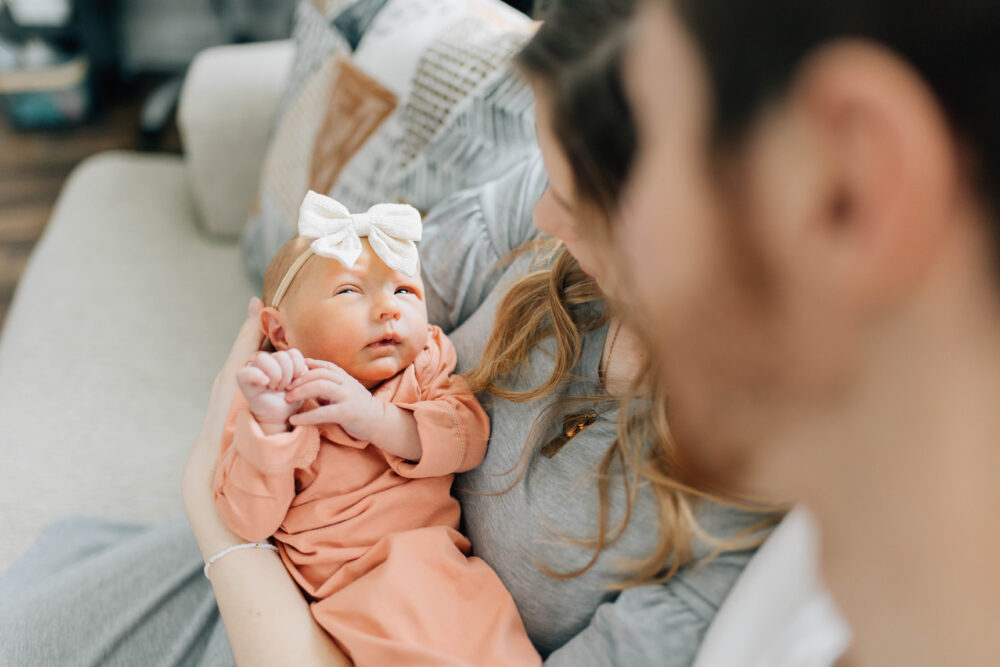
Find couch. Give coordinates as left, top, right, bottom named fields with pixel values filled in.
left=0, top=39, right=294, bottom=570
left=0, top=38, right=848, bottom=665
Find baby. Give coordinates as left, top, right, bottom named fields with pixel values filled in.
left=213, top=192, right=539, bottom=665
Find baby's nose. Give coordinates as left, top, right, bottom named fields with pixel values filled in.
left=377, top=297, right=402, bottom=321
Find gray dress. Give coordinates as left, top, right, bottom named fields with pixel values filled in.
left=0, top=155, right=766, bottom=666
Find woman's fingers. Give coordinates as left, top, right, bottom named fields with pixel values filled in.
left=201, top=299, right=267, bottom=451
left=221, top=298, right=266, bottom=381
left=182, top=298, right=272, bottom=548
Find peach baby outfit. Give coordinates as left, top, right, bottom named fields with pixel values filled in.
left=213, top=326, right=540, bottom=666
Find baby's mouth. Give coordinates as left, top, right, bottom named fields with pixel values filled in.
left=367, top=334, right=402, bottom=348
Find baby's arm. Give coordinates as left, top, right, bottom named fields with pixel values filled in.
left=379, top=326, right=490, bottom=477
left=387, top=350, right=490, bottom=477
left=213, top=351, right=321, bottom=542
left=213, top=414, right=300, bottom=542
left=285, top=359, right=423, bottom=461
left=283, top=327, right=488, bottom=473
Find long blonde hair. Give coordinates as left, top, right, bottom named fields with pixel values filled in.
left=466, top=237, right=778, bottom=589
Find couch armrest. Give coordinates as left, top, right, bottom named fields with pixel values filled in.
left=178, top=39, right=294, bottom=238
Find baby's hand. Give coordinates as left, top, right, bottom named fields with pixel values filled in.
left=284, top=359, right=385, bottom=441
left=236, top=349, right=308, bottom=429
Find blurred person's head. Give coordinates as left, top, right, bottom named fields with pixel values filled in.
left=620, top=0, right=1000, bottom=497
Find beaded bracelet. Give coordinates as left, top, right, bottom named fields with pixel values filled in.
left=203, top=541, right=278, bottom=580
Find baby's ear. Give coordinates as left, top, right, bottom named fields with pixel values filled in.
left=261, top=306, right=291, bottom=350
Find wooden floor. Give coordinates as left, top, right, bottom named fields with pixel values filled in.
left=0, top=83, right=181, bottom=334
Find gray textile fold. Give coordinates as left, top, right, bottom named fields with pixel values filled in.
left=0, top=516, right=233, bottom=667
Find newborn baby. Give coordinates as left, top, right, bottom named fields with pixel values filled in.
left=213, top=191, right=539, bottom=666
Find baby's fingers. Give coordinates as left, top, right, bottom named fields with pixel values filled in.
left=236, top=365, right=270, bottom=388
left=289, top=367, right=345, bottom=390
left=289, top=404, right=346, bottom=427
left=252, top=351, right=283, bottom=388
left=288, top=348, right=307, bottom=381
left=285, top=378, right=344, bottom=404
left=272, top=350, right=296, bottom=388
left=303, top=358, right=350, bottom=374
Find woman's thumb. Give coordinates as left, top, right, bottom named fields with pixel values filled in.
left=230, top=297, right=265, bottom=363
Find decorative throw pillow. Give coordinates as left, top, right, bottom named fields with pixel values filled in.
left=241, top=0, right=538, bottom=283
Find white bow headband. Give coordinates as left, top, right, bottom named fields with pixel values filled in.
left=270, top=191, right=422, bottom=308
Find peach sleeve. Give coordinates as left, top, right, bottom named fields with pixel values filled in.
left=212, top=393, right=321, bottom=542
left=385, top=326, right=490, bottom=479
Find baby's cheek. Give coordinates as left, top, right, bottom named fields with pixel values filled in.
left=410, top=326, right=429, bottom=355
left=400, top=345, right=423, bottom=370
left=307, top=332, right=359, bottom=366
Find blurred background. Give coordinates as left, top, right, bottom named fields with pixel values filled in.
left=0, top=0, right=536, bottom=334
left=0, top=0, right=299, bottom=333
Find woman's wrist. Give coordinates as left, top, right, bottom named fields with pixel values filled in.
left=185, top=490, right=247, bottom=561
left=203, top=541, right=279, bottom=579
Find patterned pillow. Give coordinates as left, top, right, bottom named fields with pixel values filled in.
left=242, top=0, right=538, bottom=283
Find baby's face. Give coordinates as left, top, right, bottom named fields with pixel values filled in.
left=279, top=241, right=429, bottom=388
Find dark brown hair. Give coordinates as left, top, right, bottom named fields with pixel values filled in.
left=516, top=0, right=636, bottom=219
left=672, top=0, right=1000, bottom=219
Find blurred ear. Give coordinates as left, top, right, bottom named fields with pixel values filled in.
left=261, top=307, right=291, bottom=350
left=795, top=40, right=957, bottom=308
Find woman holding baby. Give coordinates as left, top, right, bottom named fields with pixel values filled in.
left=0, top=0, right=773, bottom=664
left=183, top=0, right=774, bottom=663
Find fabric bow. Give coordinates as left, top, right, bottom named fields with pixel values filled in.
left=298, top=190, right=422, bottom=276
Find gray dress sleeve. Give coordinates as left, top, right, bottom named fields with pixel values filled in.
left=420, top=152, right=547, bottom=332
left=543, top=549, right=755, bottom=667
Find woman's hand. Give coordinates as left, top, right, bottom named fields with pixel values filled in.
left=182, top=297, right=266, bottom=558
left=180, top=298, right=351, bottom=666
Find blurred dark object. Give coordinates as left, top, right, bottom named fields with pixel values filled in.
left=121, top=0, right=294, bottom=141
left=0, top=0, right=296, bottom=134
left=503, top=0, right=536, bottom=15
left=0, top=0, right=118, bottom=127
left=0, top=0, right=528, bottom=133
left=119, top=0, right=294, bottom=75
left=0, top=40, right=90, bottom=128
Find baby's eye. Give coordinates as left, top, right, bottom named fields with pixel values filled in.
left=395, top=287, right=412, bottom=295
left=336, top=287, right=357, bottom=295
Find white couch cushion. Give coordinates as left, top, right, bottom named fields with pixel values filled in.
left=241, top=0, right=537, bottom=283
left=178, top=39, right=295, bottom=238
left=0, top=152, right=256, bottom=569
